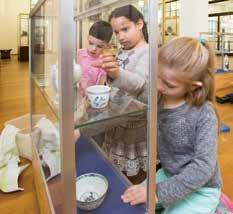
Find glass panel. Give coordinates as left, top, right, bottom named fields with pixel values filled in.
left=31, top=0, right=157, bottom=212
left=75, top=2, right=149, bottom=213
left=220, top=15, right=233, bottom=33
left=74, top=2, right=149, bottom=128
left=31, top=0, right=61, bottom=212
left=31, top=6, right=45, bottom=87
left=220, top=15, right=233, bottom=54
left=208, top=16, right=218, bottom=33
left=209, top=0, right=233, bottom=14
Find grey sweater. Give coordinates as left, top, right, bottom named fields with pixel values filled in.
left=157, top=102, right=222, bottom=207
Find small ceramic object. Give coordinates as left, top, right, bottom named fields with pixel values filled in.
left=86, top=85, right=111, bottom=109
left=76, top=173, right=108, bottom=211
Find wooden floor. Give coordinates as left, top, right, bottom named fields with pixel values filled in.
left=0, top=56, right=30, bottom=130
left=0, top=55, right=233, bottom=211
left=0, top=57, right=39, bottom=212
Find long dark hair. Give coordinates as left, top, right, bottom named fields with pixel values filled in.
left=109, top=5, right=148, bottom=43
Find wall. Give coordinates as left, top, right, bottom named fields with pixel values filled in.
left=180, top=0, right=209, bottom=37
left=0, top=0, right=30, bottom=54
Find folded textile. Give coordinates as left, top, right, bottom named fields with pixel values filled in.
left=0, top=162, right=29, bottom=192
left=0, top=125, right=20, bottom=168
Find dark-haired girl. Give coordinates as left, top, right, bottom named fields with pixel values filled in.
left=101, top=5, right=149, bottom=178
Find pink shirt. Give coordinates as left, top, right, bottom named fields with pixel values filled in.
left=77, top=49, right=105, bottom=87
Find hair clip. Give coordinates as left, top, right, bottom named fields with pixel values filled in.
left=197, top=37, right=206, bottom=46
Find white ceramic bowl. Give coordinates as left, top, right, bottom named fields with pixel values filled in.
left=86, top=85, right=111, bottom=109
left=76, top=173, right=108, bottom=211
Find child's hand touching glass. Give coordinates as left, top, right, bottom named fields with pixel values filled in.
left=121, top=184, right=158, bottom=206
left=121, top=185, right=147, bottom=205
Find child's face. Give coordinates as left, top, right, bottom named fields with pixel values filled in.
left=87, top=35, right=108, bottom=57
left=157, top=66, right=188, bottom=100
left=110, top=17, right=144, bottom=50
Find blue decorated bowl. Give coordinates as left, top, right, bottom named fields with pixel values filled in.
left=76, top=173, right=108, bottom=211
left=86, top=85, right=111, bottom=109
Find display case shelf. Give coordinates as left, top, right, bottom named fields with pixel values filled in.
left=75, top=96, right=146, bottom=129
left=32, top=74, right=146, bottom=129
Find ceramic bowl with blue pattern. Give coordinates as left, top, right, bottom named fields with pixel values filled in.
left=76, top=173, right=109, bottom=211
left=86, top=85, right=111, bottom=109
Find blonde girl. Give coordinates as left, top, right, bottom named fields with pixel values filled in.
left=121, top=37, right=222, bottom=214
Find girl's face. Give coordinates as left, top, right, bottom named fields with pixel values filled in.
left=87, top=35, right=107, bottom=57
left=110, top=16, right=144, bottom=50
left=157, top=66, right=188, bottom=100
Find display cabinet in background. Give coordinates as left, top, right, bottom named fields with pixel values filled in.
left=208, top=0, right=233, bottom=55
left=158, top=0, right=179, bottom=45
left=31, top=0, right=40, bottom=9
left=30, top=0, right=158, bottom=213
left=18, top=13, right=29, bottom=61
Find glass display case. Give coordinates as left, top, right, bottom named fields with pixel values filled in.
left=30, top=0, right=158, bottom=213
left=18, top=13, right=29, bottom=61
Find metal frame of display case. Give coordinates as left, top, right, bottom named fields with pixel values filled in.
left=30, top=0, right=158, bottom=213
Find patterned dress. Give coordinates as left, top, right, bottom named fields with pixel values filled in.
left=102, top=44, right=149, bottom=176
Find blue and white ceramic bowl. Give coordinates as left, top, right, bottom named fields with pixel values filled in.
left=76, top=173, right=108, bottom=211
left=86, top=85, right=111, bottom=109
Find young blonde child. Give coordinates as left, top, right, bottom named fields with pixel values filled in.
left=121, top=37, right=222, bottom=214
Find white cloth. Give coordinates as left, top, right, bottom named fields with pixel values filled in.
left=0, top=125, right=19, bottom=168
left=0, top=125, right=29, bottom=192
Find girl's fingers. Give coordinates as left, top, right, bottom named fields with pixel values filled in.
left=121, top=185, right=147, bottom=205
left=121, top=185, right=142, bottom=201
left=100, top=53, right=116, bottom=58
left=91, top=61, right=102, bottom=68
left=92, top=60, right=118, bottom=70
left=102, top=61, right=118, bottom=69
left=130, top=197, right=145, bottom=206
left=121, top=194, right=133, bottom=203
left=122, top=185, right=140, bottom=196
left=101, top=55, right=116, bottom=63
left=122, top=192, right=145, bottom=205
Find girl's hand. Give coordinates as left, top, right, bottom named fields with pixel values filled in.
left=121, top=185, right=147, bottom=205
left=74, top=129, right=80, bottom=141
left=92, top=54, right=120, bottom=79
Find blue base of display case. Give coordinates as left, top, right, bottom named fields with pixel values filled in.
left=76, top=136, right=146, bottom=214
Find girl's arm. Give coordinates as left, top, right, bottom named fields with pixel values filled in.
left=157, top=104, right=219, bottom=208
left=100, top=52, right=149, bottom=103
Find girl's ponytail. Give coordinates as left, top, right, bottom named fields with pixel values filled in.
left=142, top=21, right=148, bottom=43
